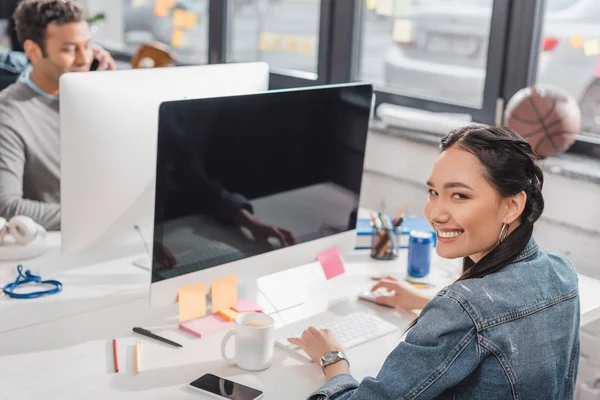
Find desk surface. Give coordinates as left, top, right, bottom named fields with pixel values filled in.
left=1, top=245, right=599, bottom=400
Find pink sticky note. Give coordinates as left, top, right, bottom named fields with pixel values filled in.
left=595, top=56, right=600, bottom=78
left=317, top=246, right=345, bottom=280
left=232, top=298, right=263, bottom=313
left=178, top=314, right=231, bottom=338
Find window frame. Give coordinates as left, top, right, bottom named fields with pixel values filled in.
left=97, top=0, right=600, bottom=159
left=329, top=0, right=511, bottom=126
left=213, top=0, right=334, bottom=89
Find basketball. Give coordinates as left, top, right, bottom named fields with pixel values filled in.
left=504, top=84, right=581, bottom=158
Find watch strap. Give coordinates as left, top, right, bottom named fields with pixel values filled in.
left=320, top=351, right=349, bottom=372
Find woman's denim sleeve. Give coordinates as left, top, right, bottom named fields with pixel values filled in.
left=308, top=294, right=479, bottom=400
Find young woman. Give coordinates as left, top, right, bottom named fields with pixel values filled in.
left=289, top=125, right=580, bottom=400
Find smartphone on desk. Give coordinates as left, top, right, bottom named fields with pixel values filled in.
left=189, top=374, right=264, bottom=400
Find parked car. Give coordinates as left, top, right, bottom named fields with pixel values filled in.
left=383, top=0, right=600, bottom=136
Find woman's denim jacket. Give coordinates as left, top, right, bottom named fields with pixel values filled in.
left=310, top=238, right=580, bottom=400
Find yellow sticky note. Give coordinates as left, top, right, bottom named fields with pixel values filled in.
left=171, top=29, right=184, bottom=48
left=376, top=0, right=394, bottom=16
left=271, top=34, right=283, bottom=51
left=570, top=34, right=584, bottom=49
left=178, top=283, right=206, bottom=322
left=154, top=0, right=175, bottom=18
left=365, top=0, right=377, bottom=10
left=298, top=38, right=313, bottom=57
left=285, top=36, right=299, bottom=53
left=392, top=19, right=413, bottom=43
left=211, top=275, right=238, bottom=313
left=218, top=308, right=239, bottom=322
left=259, top=32, right=272, bottom=51
left=173, top=9, right=197, bottom=29
left=584, top=39, right=599, bottom=57
left=132, top=0, right=149, bottom=7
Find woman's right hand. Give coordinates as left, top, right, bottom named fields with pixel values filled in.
left=371, top=276, right=431, bottom=310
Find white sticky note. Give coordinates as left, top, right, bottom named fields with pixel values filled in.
left=393, top=0, right=413, bottom=17
left=376, top=0, right=394, bottom=16
left=392, top=19, right=413, bottom=43
left=132, top=0, right=149, bottom=7
left=584, top=39, right=600, bottom=57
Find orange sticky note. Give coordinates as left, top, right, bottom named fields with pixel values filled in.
left=178, top=283, right=206, bottom=322
left=218, top=308, right=239, bottom=322
left=258, top=32, right=272, bottom=51
left=285, top=36, right=299, bottom=53
left=298, top=38, right=313, bottom=57
left=154, top=0, right=175, bottom=18
left=171, top=29, right=184, bottom=48
left=570, top=34, right=584, bottom=49
left=211, top=275, right=238, bottom=313
left=173, top=9, right=197, bottom=29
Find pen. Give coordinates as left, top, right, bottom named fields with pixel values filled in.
left=370, top=276, right=435, bottom=289
left=392, top=203, right=409, bottom=226
left=384, top=216, right=400, bottom=254
left=132, top=327, right=183, bottom=348
left=135, top=340, right=141, bottom=374
left=112, top=338, right=119, bottom=373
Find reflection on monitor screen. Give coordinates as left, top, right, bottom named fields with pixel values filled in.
left=152, top=83, right=373, bottom=283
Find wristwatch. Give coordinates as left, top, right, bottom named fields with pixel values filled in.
left=320, top=351, right=349, bottom=373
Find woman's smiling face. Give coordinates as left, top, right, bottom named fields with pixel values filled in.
left=424, top=147, right=507, bottom=262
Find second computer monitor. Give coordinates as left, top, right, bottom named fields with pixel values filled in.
left=150, top=83, right=373, bottom=306
left=60, top=62, right=269, bottom=257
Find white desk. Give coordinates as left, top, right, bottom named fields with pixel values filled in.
left=0, top=249, right=599, bottom=400
left=0, top=232, right=150, bottom=333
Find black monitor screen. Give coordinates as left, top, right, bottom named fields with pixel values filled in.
left=151, top=83, right=373, bottom=282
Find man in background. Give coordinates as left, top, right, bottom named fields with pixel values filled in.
left=0, top=0, right=116, bottom=230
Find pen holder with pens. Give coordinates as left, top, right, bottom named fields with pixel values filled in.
left=370, top=225, right=399, bottom=260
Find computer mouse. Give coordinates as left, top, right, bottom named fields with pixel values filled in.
left=358, top=288, right=395, bottom=307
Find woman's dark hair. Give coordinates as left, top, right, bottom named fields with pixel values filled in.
left=405, top=124, right=544, bottom=331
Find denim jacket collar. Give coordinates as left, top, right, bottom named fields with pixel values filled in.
left=512, top=236, right=539, bottom=264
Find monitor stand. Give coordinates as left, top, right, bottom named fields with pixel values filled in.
left=132, top=256, right=151, bottom=271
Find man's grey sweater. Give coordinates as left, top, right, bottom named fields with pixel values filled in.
left=0, top=79, right=60, bottom=230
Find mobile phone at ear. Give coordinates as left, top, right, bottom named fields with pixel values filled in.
left=89, top=58, right=99, bottom=71
left=189, top=374, right=264, bottom=400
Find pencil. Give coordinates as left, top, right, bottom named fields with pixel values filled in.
left=392, top=203, right=409, bottom=225
left=135, top=340, right=141, bottom=374
left=112, top=339, right=119, bottom=373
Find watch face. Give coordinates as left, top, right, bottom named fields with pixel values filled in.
left=323, top=352, right=338, bottom=363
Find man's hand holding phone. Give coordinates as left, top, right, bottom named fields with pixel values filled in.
left=90, top=44, right=116, bottom=71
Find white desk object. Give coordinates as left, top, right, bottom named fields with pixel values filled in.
left=0, top=250, right=599, bottom=399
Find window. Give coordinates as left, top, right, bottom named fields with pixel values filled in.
left=227, top=0, right=321, bottom=75
left=537, top=0, right=600, bottom=139
left=86, top=0, right=209, bottom=64
left=0, top=19, right=9, bottom=51
left=357, top=0, right=494, bottom=109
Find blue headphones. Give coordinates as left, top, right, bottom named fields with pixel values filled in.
left=2, top=265, right=62, bottom=299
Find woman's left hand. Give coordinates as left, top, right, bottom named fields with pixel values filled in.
left=287, top=327, right=345, bottom=364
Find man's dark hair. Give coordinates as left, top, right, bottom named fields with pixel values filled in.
left=13, top=0, right=85, bottom=55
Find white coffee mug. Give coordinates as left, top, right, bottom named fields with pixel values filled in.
left=221, top=312, right=275, bottom=371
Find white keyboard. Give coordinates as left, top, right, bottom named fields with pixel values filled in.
left=275, top=311, right=399, bottom=362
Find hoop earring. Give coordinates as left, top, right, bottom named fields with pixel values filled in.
left=498, top=223, right=509, bottom=244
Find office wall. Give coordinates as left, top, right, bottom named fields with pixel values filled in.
left=359, top=131, right=600, bottom=280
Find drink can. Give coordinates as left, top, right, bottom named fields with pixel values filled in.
left=407, top=230, right=433, bottom=278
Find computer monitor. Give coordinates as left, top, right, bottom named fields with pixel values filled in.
left=150, top=83, right=373, bottom=307
left=60, top=62, right=269, bottom=258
